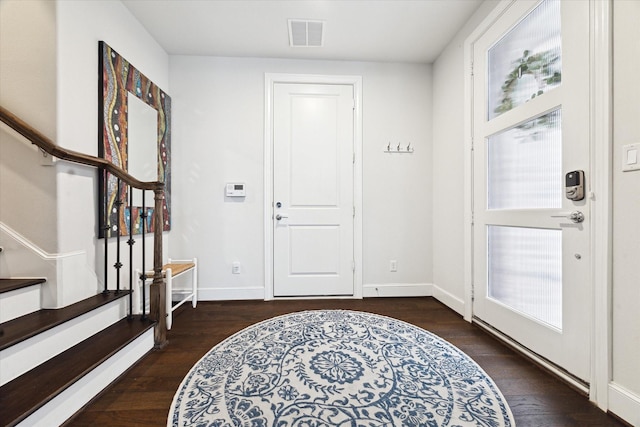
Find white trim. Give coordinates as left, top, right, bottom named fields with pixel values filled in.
left=0, top=221, right=83, bottom=259
left=263, top=73, right=363, bottom=301
left=362, top=283, right=432, bottom=298
left=0, top=297, right=127, bottom=386
left=589, top=0, right=613, bottom=410
left=1, top=221, right=100, bottom=308
left=462, top=40, right=473, bottom=322
left=608, top=383, right=640, bottom=426
left=198, top=286, right=266, bottom=301
left=20, top=329, right=154, bottom=427
left=463, top=0, right=517, bottom=322
left=464, top=0, right=611, bottom=407
left=0, top=285, right=41, bottom=323
left=432, top=284, right=465, bottom=316
left=474, top=318, right=590, bottom=395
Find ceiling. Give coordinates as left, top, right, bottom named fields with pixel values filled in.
left=121, top=0, right=484, bottom=64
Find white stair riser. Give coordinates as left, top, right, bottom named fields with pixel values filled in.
left=0, top=298, right=128, bottom=386
left=0, top=285, right=41, bottom=323
left=17, top=329, right=154, bottom=427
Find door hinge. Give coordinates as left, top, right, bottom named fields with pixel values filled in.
left=353, top=206, right=355, bottom=217
left=352, top=99, right=356, bottom=110
left=353, top=152, right=356, bottom=164
left=471, top=288, right=475, bottom=302
left=470, top=61, right=474, bottom=77
left=352, top=260, right=355, bottom=272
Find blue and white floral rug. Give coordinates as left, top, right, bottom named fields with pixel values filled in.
left=169, top=310, right=515, bottom=426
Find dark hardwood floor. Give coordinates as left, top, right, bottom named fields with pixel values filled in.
left=66, top=297, right=627, bottom=426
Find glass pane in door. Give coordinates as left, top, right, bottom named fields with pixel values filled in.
left=487, top=109, right=562, bottom=210
left=488, top=225, right=562, bottom=329
left=488, top=0, right=562, bottom=119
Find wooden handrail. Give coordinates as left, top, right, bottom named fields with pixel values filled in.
left=0, top=105, right=168, bottom=347
left=0, top=106, right=163, bottom=192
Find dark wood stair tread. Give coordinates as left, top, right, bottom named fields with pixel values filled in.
left=0, top=291, right=131, bottom=350
left=0, top=315, right=155, bottom=427
left=0, top=278, right=46, bottom=294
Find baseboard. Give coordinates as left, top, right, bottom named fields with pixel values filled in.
left=431, top=284, right=465, bottom=316
left=608, top=382, right=640, bottom=426
left=19, top=328, right=154, bottom=427
left=198, top=286, right=266, bottom=301
left=198, top=284, right=434, bottom=300
left=362, top=283, right=433, bottom=298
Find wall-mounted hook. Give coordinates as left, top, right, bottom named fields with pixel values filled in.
left=384, top=142, right=415, bottom=154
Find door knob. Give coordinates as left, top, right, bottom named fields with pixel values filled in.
left=550, top=211, right=584, bottom=223
left=275, top=214, right=288, bottom=220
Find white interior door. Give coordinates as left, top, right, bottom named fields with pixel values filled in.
left=273, top=83, right=355, bottom=297
left=471, top=0, right=591, bottom=382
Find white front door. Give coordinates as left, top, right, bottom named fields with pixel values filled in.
left=471, top=0, right=591, bottom=382
left=273, top=83, right=355, bottom=297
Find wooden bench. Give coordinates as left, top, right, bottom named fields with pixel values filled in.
left=135, top=258, right=197, bottom=330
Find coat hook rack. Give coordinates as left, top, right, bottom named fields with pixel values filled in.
left=384, top=142, right=414, bottom=154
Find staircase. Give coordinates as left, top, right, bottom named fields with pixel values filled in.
left=0, top=106, right=168, bottom=426
left=0, top=278, right=155, bottom=426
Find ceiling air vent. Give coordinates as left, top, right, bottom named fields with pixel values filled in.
left=288, top=19, right=325, bottom=47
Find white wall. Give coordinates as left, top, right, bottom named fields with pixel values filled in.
left=1, top=0, right=171, bottom=306
left=53, top=0, right=171, bottom=305
left=611, top=0, right=640, bottom=419
left=431, top=1, right=499, bottom=313
left=169, top=56, right=432, bottom=299
left=0, top=0, right=58, bottom=253
left=433, top=1, right=640, bottom=423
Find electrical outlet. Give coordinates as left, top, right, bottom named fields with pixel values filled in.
left=232, top=262, right=241, bottom=274
left=390, top=260, right=397, bottom=272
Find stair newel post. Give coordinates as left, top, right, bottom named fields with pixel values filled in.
left=114, top=178, right=123, bottom=293
left=103, top=169, right=109, bottom=294
left=150, top=187, right=167, bottom=348
left=127, top=187, right=135, bottom=320
left=140, top=190, right=147, bottom=320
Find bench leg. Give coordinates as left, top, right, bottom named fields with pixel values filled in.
left=166, top=268, right=173, bottom=330
left=192, top=258, right=198, bottom=308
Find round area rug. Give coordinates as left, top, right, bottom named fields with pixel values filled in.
left=169, top=310, right=515, bottom=426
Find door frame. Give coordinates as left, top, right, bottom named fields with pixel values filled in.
left=462, top=0, right=612, bottom=408
left=264, top=73, right=363, bottom=300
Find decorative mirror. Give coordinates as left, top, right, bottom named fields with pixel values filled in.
left=98, top=41, right=171, bottom=238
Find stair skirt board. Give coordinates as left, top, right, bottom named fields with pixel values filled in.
left=0, top=299, right=127, bottom=386
left=0, top=285, right=41, bottom=323
left=16, top=328, right=154, bottom=427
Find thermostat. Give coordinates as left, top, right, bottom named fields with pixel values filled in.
left=225, top=183, right=245, bottom=197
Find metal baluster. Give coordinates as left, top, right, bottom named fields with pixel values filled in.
left=127, top=187, right=135, bottom=319
left=103, top=169, right=109, bottom=294
left=140, top=190, right=147, bottom=319
left=114, top=178, right=123, bottom=292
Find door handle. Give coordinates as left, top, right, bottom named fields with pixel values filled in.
left=275, top=214, right=288, bottom=221
left=550, top=211, right=584, bottom=223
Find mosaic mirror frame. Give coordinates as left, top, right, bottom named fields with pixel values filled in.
left=98, top=41, right=171, bottom=238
